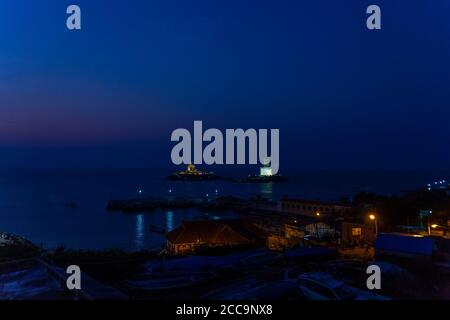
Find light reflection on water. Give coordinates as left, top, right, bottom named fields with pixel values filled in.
left=135, top=214, right=145, bottom=249
left=166, top=211, right=174, bottom=232
left=260, top=182, right=273, bottom=197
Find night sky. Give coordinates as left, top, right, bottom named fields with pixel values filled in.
left=0, top=0, right=449, bottom=170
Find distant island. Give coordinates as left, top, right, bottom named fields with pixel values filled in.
left=166, top=164, right=221, bottom=181
left=166, top=164, right=288, bottom=183
left=233, top=163, right=288, bottom=183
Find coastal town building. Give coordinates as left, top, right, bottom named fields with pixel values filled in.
left=279, top=198, right=352, bottom=217
left=304, top=222, right=336, bottom=239
left=285, top=221, right=335, bottom=239
left=266, top=235, right=300, bottom=251
left=285, top=224, right=305, bottom=239
left=166, top=220, right=269, bottom=255
left=340, top=222, right=376, bottom=247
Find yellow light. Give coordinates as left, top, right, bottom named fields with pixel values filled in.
left=316, top=212, right=320, bottom=217
left=431, top=224, right=438, bottom=229
left=369, top=214, right=376, bottom=220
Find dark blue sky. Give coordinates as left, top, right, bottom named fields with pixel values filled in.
left=0, top=0, right=449, bottom=170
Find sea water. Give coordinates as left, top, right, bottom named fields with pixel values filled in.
left=0, top=169, right=446, bottom=251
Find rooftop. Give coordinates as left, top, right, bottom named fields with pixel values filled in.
left=166, top=219, right=269, bottom=245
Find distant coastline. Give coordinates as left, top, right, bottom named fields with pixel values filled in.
left=0, top=169, right=448, bottom=251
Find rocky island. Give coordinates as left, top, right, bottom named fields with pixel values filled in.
left=166, top=164, right=221, bottom=181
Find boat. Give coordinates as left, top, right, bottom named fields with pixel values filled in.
left=202, top=278, right=269, bottom=300
left=0, top=258, right=127, bottom=300
left=296, top=272, right=390, bottom=300
left=127, top=271, right=214, bottom=291
left=203, top=279, right=304, bottom=300
left=144, top=249, right=278, bottom=273
left=0, top=260, right=66, bottom=300
left=252, top=280, right=303, bottom=300
left=166, top=164, right=221, bottom=181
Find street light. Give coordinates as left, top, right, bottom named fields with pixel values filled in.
left=369, top=214, right=378, bottom=235
left=429, top=223, right=450, bottom=235
left=316, top=212, right=320, bottom=217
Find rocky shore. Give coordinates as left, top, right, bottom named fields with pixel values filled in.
left=0, top=232, right=42, bottom=261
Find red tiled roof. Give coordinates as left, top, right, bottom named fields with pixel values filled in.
left=166, top=220, right=269, bottom=245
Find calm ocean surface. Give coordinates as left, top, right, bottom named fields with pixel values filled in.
left=0, top=169, right=447, bottom=251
